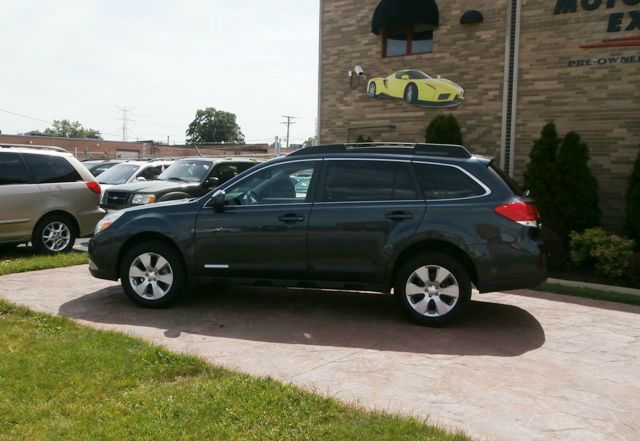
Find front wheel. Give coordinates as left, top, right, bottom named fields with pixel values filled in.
left=367, top=82, right=377, bottom=98
left=395, top=252, right=471, bottom=326
left=120, top=241, right=185, bottom=307
left=404, top=84, right=418, bottom=104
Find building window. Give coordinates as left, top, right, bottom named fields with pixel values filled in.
left=384, top=24, right=433, bottom=57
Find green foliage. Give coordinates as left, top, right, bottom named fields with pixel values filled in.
left=0, top=249, right=87, bottom=276
left=302, top=136, right=318, bottom=147
left=186, top=107, right=245, bottom=144
left=535, top=283, right=640, bottom=307
left=556, top=131, right=600, bottom=235
left=425, top=115, right=463, bottom=145
left=43, top=119, right=101, bottom=139
left=624, top=148, right=640, bottom=246
left=629, top=252, right=640, bottom=287
left=540, top=228, right=567, bottom=270
left=523, top=123, right=562, bottom=233
left=570, top=228, right=635, bottom=279
left=354, top=135, right=373, bottom=143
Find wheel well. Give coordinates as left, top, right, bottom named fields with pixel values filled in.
left=117, top=232, right=187, bottom=279
left=391, top=240, right=479, bottom=289
left=35, top=211, right=79, bottom=237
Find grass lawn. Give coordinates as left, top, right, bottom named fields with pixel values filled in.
left=0, top=247, right=87, bottom=277
left=534, top=282, right=640, bottom=307
left=0, top=301, right=470, bottom=441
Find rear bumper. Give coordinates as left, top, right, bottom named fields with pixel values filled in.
left=77, top=208, right=106, bottom=237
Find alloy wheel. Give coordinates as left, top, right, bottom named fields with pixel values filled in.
left=128, top=252, right=174, bottom=300
left=405, top=265, right=460, bottom=317
left=42, top=222, right=71, bottom=252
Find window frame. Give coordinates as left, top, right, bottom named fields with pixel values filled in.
left=382, top=25, right=434, bottom=58
left=412, top=161, right=492, bottom=202
left=315, top=158, right=422, bottom=204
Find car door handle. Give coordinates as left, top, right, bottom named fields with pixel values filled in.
left=385, top=211, right=414, bottom=221
left=278, top=214, right=304, bottom=223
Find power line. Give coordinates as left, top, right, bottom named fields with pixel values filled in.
left=0, top=108, right=52, bottom=125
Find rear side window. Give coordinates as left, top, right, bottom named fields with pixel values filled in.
left=0, top=153, right=30, bottom=185
left=414, top=163, right=486, bottom=200
left=139, top=165, right=164, bottom=181
left=320, top=160, right=418, bottom=202
left=23, top=154, right=82, bottom=184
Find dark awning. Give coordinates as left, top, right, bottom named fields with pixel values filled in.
left=371, top=0, right=439, bottom=35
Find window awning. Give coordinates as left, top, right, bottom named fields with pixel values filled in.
left=371, top=0, right=439, bottom=35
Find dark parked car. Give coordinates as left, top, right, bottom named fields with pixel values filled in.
left=89, top=143, right=546, bottom=325
left=100, top=157, right=260, bottom=210
left=81, top=160, right=124, bottom=177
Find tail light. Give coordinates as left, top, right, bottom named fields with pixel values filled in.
left=86, top=181, right=101, bottom=195
left=495, top=202, right=539, bottom=227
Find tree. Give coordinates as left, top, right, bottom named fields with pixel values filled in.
left=303, top=136, right=318, bottom=147
left=625, top=147, right=640, bottom=246
left=354, top=135, right=373, bottom=143
left=44, top=119, right=102, bottom=139
left=185, top=107, right=244, bottom=144
left=425, top=115, right=463, bottom=145
left=523, top=123, right=562, bottom=233
left=555, top=131, right=600, bottom=236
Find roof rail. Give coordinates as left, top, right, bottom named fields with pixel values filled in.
left=287, top=142, right=472, bottom=159
left=0, top=143, right=68, bottom=153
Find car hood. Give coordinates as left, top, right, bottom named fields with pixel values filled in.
left=104, top=180, right=200, bottom=193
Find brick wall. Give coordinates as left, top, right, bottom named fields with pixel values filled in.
left=319, top=0, right=640, bottom=230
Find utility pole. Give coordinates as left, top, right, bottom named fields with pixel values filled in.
left=274, top=136, right=281, bottom=157
left=281, top=115, right=296, bottom=149
left=116, top=106, right=133, bottom=142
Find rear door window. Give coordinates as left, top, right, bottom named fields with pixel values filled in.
left=319, top=160, right=418, bottom=202
left=413, top=163, right=487, bottom=200
left=0, top=153, right=31, bottom=185
left=23, top=154, right=82, bottom=184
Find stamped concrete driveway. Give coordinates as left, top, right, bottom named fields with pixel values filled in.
left=1, top=265, right=639, bottom=441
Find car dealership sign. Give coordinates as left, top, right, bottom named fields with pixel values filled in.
left=554, top=0, right=640, bottom=33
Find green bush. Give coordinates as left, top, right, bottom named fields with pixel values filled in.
left=354, top=135, right=373, bottom=143
left=624, top=148, right=640, bottom=247
left=541, top=228, right=567, bottom=270
left=556, top=131, right=601, bottom=236
left=570, top=228, right=635, bottom=279
left=425, top=115, right=463, bottom=145
left=523, top=123, right=562, bottom=234
left=629, top=252, right=640, bottom=287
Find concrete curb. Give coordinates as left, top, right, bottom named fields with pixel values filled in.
left=547, top=278, right=640, bottom=297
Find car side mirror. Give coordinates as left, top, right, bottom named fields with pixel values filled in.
left=205, top=177, right=220, bottom=188
left=401, top=75, right=409, bottom=80
left=211, top=190, right=225, bottom=212
left=136, top=176, right=146, bottom=182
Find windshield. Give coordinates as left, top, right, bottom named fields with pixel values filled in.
left=97, top=164, right=139, bottom=185
left=158, top=160, right=213, bottom=183
left=412, top=71, right=431, bottom=79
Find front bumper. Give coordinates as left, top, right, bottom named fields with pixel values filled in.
left=89, top=257, right=118, bottom=281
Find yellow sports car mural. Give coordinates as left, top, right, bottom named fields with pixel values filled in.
left=367, top=69, right=464, bottom=108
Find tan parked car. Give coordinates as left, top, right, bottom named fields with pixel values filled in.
left=0, top=145, right=105, bottom=252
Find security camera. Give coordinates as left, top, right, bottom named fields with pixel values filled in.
left=354, top=65, right=365, bottom=76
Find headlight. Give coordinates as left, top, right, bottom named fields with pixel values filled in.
left=95, top=212, right=124, bottom=234
left=132, top=194, right=156, bottom=205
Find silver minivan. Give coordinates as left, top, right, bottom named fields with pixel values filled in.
left=0, top=145, right=105, bottom=252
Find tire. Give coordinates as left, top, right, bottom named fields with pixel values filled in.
left=368, top=82, right=377, bottom=98
left=32, top=214, right=76, bottom=253
left=404, top=84, right=418, bottom=104
left=120, top=240, right=186, bottom=308
left=395, top=252, right=471, bottom=326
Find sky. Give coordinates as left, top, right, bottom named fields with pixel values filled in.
left=0, top=0, right=320, bottom=145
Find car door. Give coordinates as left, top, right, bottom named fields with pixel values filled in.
left=195, top=159, right=321, bottom=280
left=307, top=159, right=426, bottom=284
left=0, top=152, right=42, bottom=242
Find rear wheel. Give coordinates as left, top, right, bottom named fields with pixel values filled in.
left=404, top=84, right=418, bottom=104
left=368, top=82, right=377, bottom=98
left=32, top=214, right=76, bottom=253
left=395, top=252, right=471, bottom=326
left=120, top=241, right=185, bottom=307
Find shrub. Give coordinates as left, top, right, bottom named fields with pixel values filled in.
left=425, top=115, right=463, bottom=145
left=556, top=131, right=601, bottom=236
left=624, top=148, right=640, bottom=247
left=523, top=123, right=562, bottom=234
left=570, top=228, right=635, bottom=279
left=354, top=135, right=373, bottom=143
left=629, top=252, right=640, bottom=287
left=541, top=228, right=567, bottom=270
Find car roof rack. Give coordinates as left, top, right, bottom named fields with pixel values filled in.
left=286, top=142, right=472, bottom=159
left=0, top=143, right=68, bottom=153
